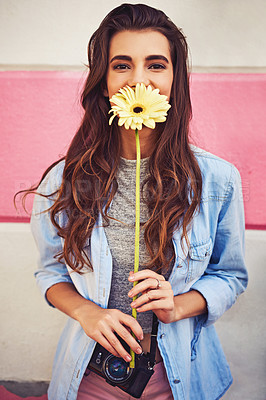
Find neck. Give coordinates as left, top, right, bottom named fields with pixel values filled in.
left=119, top=126, right=158, bottom=159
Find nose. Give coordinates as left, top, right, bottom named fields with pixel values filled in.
left=127, top=66, right=150, bottom=88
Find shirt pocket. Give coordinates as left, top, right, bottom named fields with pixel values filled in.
left=176, top=238, right=212, bottom=283
left=187, top=238, right=212, bottom=282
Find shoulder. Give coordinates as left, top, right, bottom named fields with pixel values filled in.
left=38, top=159, right=66, bottom=195
left=191, top=145, right=242, bottom=201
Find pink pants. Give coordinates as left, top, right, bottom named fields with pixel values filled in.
left=77, top=361, right=174, bottom=400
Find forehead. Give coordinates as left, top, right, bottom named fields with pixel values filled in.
left=109, top=30, right=171, bottom=58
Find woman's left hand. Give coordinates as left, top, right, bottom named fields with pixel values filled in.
left=128, top=269, right=176, bottom=324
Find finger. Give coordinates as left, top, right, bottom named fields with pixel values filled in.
left=131, top=289, right=163, bottom=308
left=115, top=325, right=143, bottom=357
left=105, top=331, right=133, bottom=362
left=99, top=309, right=144, bottom=342
left=96, top=313, right=143, bottom=361
left=128, top=278, right=166, bottom=299
left=128, top=270, right=165, bottom=284
left=95, top=334, right=120, bottom=357
left=154, top=278, right=162, bottom=289
left=119, top=312, right=144, bottom=342
left=105, top=323, right=143, bottom=362
left=92, top=309, right=138, bottom=338
left=131, top=287, right=173, bottom=309
left=136, top=298, right=173, bottom=313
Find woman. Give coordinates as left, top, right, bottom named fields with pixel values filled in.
left=29, top=4, right=247, bottom=400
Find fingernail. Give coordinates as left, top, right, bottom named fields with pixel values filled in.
left=128, top=291, right=133, bottom=297
left=139, top=334, right=144, bottom=340
left=125, top=355, right=131, bottom=362
left=129, top=275, right=134, bottom=281
left=136, top=347, right=142, bottom=354
left=131, top=301, right=136, bottom=307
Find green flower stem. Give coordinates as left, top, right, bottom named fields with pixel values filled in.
left=130, top=128, right=141, bottom=369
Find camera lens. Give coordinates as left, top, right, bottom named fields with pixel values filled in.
left=104, top=355, right=132, bottom=383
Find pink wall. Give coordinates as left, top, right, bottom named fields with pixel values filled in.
left=190, top=73, right=266, bottom=229
left=0, top=71, right=85, bottom=221
left=0, top=71, right=265, bottom=228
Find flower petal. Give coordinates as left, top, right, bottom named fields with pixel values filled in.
left=109, top=113, right=116, bottom=125
left=144, top=119, right=156, bottom=129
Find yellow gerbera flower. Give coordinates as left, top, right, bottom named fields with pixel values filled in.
left=108, top=83, right=171, bottom=130
left=108, top=83, right=171, bottom=369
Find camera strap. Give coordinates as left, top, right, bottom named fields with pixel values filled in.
left=148, top=313, right=159, bottom=367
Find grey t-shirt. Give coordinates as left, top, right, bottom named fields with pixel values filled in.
left=105, top=156, right=154, bottom=333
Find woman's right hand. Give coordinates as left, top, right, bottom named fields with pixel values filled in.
left=76, top=302, right=144, bottom=362
left=47, top=282, right=143, bottom=362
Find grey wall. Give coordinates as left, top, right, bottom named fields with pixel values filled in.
left=216, top=230, right=266, bottom=400
left=0, top=0, right=266, bottom=69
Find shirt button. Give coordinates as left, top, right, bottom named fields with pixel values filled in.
left=173, top=379, right=180, bottom=384
left=160, top=334, right=165, bottom=339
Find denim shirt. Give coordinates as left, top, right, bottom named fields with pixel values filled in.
left=31, top=147, right=248, bottom=400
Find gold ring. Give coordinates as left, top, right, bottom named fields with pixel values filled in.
left=154, top=278, right=161, bottom=290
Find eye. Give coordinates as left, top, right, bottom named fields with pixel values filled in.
left=148, top=63, right=166, bottom=70
left=113, top=64, right=130, bottom=70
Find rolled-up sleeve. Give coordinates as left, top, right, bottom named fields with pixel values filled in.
left=191, top=165, right=248, bottom=326
left=30, top=162, right=72, bottom=306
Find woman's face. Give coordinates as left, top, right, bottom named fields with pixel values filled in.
left=105, top=29, right=174, bottom=101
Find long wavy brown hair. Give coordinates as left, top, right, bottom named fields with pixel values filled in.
left=17, top=3, right=202, bottom=273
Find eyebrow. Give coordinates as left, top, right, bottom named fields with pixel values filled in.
left=110, top=55, right=169, bottom=63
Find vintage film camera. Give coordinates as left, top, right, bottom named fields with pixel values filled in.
left=88, top=315, right=158, bottom=398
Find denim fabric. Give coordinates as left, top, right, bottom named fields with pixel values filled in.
left=31, top=147, right=248, bottom=400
